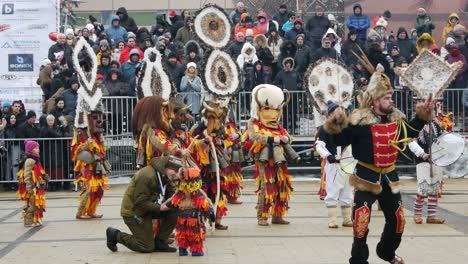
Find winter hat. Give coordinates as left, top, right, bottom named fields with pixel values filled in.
left=26, top=110, right=36, bottom=119
left=244, top=16, right=253, bottom=24
left=294, top=18, right=303, bottom=25
left=169, top=11, right=177, bottom=17
left=296, top=33, right=305, bottom=41
left=417, top=8, right=426, bottom=14
left=65, top=28, right=74, bottom=36
left=55, top=96, right=64, bottom=104
left=1, top=101, right=11, bottom=108
left=89, top=15, right=98, bottom=23
left=280, top=4, right=287, bottom=9
left=85, top=23, right=94, bottom=31
left=24, top=140, right=40, bottom=155
left=129, top=49, right=140, bottom=57
left=41, top=58, right=51, bottom=67
left=111, top=15, right=120, bottom=22
left=327, top=100, right=339, bottom=116
left=186, top=62, right=197, bottom=69
left=68, top=76, right=80, bottom=87
left=168, top=52, right=177, bottom=59
left=328, top=14, right=336, bottom=22
left=391, top=45, right=399, bottom=52
left=246, top=29, right=254, bottom=37
left=446, top=37, right=456, bottom=45
left=127, top=32, right=136, bottom=39
left=99, top=39, right=109, bottom=47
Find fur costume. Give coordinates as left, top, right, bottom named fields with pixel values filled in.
left=242, top=84, right=296, bottom=224
left=171, top=168, right=215, bottom=256
left=71, top=37, right=110, bottom=219
left=16, top=143, right=49, bottom=226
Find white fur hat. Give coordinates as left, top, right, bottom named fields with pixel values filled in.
left=187, top=62, right=197, bottom=69
left=85, top=23, right=94, bottom=31
left=65, top=28, right=74, bottom=36
left=446, top=37, right=456, bottom=45
left=250, top=84, right=285, bottom=119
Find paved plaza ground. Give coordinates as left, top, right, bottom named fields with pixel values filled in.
left=1, top=179, right=468, bottom=264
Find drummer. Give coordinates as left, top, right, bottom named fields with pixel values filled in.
left=315, top=101, right=353, bottom=229
left=408, top=114, right=450, bottom=225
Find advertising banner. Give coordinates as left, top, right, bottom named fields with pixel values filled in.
left=0, top=0, right=59, bottom=116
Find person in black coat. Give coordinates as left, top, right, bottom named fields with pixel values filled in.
left=17, top=111, right=39, bottom=139
left=367, top=42, right=393, bottom=83
left=116, top=7, right=138, bottom=33
left=394, top=27, right=417, bottom=63
left=341, top=29, right=364, bottom=66
left=228, top=32, right=246, bottom=60
left=294, top=34, right=312, bottom=76
left=272, top=4, right=295, bottom=36
left=98, top=53, right=112, bottom=83
left=277, top=40, right=297, bottom=70
left=311, top=37, right=339, bottom=63
left=165, top=53, right=185, bottom=90
left=254, top=34, right=274, bottom=78
left=305, top=5, right=331, bottom=50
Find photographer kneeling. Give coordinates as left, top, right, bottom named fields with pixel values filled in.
left=106, top=156, right=183, bottom=253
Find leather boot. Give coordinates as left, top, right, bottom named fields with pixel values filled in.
left=327, top=207, right=338, bottom=228
left=271, top=216, right=290, bottom=225
left=341, top=207, right=353, bottom=227
left=426, top=217, right=445, bottom=224
left=259, top=147, right=270, bottom=163
left=154, top=238, right=177, bottom=252
left=106, top=227, right=120, bottom=252
left=273, top=145, right=286, bottom=164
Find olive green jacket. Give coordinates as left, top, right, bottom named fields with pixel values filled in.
left=120, top=157, right=176, bottom=218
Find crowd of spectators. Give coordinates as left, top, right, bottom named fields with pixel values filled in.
left=2, top=3, right=468, bottom=188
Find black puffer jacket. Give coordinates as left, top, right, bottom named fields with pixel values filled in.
left=294, top=43, right=312, bottom=75
left=306, top=15, right=330, bottom=41
left=311, top=47, right=338, bottom=64
left=105, top=68, right=129, bottom=96
left=341, top=33, right=364, bottom=66
left=277, top=40, right=297, bottom=69
left=116, top=7, right=138, bottom=33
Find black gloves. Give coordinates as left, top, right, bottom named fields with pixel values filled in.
left=327, top=155, right=337, bottom=163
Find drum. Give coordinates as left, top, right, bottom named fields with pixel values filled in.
left=443, top=143, right=468, bottom=178
left=431, top=133, right=465, bottom=167
left=339, top=145, right=357, bottom=175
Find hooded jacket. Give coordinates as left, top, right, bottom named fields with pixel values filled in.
left=104, top=68, right=129, bottom=96
left=346, top=4, right=370, bottom=41
left=442, top=13, right=461, bottom=44
left=447, top=30, right=465, bottom=46
left=106, top=15, right=128, bottom=44
left=395, top=27, right=417, bottom=63
left=416, top=33, right=436, bottom=54
left=119, top=45, right=144, bottom=65
left=445, top=46, right=467, bottom=81
left=237, top=43, right=259, bottom=70
left=116, top=7, right=138, bottom=33
left=341, top=30, right=364, bottom=66
left=277, top=40, right=297, bottom=69
left=256, top=12, right=269, bottom=35
left=175, top=16, right=195, bottom=49
left=274, top=57, right=302, bottom=91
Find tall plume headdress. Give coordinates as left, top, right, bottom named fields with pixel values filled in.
left=135, top=47, right=174, bottom=100
left=73, top=37, right=102, bottom=128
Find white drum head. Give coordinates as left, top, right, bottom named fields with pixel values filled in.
left=340, top=145, right=357, bottom=175
left=431, top=133, right=465, bottom=167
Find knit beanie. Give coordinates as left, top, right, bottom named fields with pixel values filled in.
left=327, top=100, right=339, bottom=116
left=24, top=140, right=40, bottom=156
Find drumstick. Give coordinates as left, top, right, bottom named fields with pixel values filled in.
left=337, top=156, right=353, bottom=161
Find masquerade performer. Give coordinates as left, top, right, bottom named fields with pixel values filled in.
left=394, top=49, right=462, bottom=226
left=243, top=84, right=297, bottom=226
left=190, top=4, right=240, bottom=230
left=330, top=59, right=434, bottom=263
left=71, top=38, right=111, bottom=219
left=132, top=48, right=191, bottom=167
left=224, top=117, right=245, bottom=204
left=171, top=168, right=215, bottom=256
left=315, top=101, right=354, bottom=229
left=305, top=58, right=356, bottom=227
left=16, top=140, right=49, bottom=227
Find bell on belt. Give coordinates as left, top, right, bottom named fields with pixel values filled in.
left=259, top=146, right=270, bottom=163
left=231, top=149, right=241, bottom=163
left=273, top=144, right=286, bottom=165
left=218, top=154, right=229, bottom=170
left=283, top=144, right=299, bottom=162
left=209, top=155, right=217, bottom=173
left=95, top=162, right=104, bottom=174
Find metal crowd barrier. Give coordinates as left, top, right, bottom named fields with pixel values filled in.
left=102, top=89, right=468, bottom=138
left=0, top=135, right=136, bottom=184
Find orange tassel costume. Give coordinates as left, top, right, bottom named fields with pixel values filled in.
left=16, top=156, right=48, bottom=226
left=71, top=132, right=110, bottom=218
left=224, top=121, right=244, bottom=202
left=171, top=168, right=214, bottom=256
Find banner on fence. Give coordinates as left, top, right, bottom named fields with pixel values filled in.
left=0, top=0, right=59, bottom=115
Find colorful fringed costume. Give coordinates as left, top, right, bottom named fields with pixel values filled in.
left=223, top=120, right=244, bottom=203
left=243, top=85, right=297, bottom=226
left=16, top=153, right=48, bottom=226
left=171, top=168, right=214, bottom=256
left=191, top=138, right=228, bottom=220
left=72, top=130, right=110, bottom=219
left=244, top=119, right=294, bottom=220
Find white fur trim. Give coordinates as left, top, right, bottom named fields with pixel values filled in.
left=250, top=84, right=284, bottom=119
left=204, top=50, right=239, bottom=96
left=139, top=47, right=171, bottom=100
left=194, top=6, right=232, bottom=49
left=73, top=37, right=98, bottom=94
